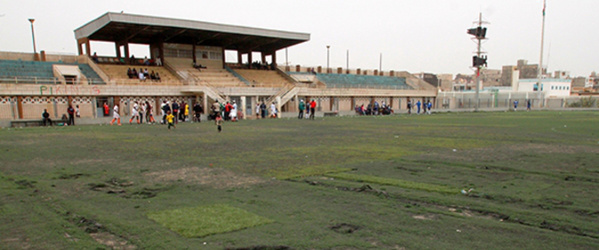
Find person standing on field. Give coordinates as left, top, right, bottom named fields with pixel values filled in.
left=193, top=102, right=203, bottom=122
left=67, top=104, right=75, bottom=126
left=255, top=103, right=260, bottom=119
left=260, top=102, right=267, bottom=119
left=309, top=99, right=316, bottom=120
left=171, top=101, right=180, bottom=124
left=129, top=101, right=140, bottom=124
left=166, top=110, right=175, bottom=130
left=215, top=113, right=223, bottom=132
left=110, top=104, right=121, bottom=125
left=184, top=102, right=190, bottom=122
left=103, top=102, right=110, bottom=117
left=298, top=99, right=305, bottom=119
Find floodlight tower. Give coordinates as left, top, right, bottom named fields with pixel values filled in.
left=29, top=18, right=38, bottom=60
left=467, top=13, right=488, bottom=111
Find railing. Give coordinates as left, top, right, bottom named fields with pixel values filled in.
left=0, top=77, right=105, bottom=85
left=80, top=55, right=111, bottom=84
left=224, top=65, right=251, bottom=86
left=324, top=83, right=413, bottom=90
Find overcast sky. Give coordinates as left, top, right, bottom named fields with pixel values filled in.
left=0, top=0, right=597, bottom=77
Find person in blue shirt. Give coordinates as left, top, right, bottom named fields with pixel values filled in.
left=416, top=100, right=421, bottom=114
left=427, top=101, right=432, bottom=114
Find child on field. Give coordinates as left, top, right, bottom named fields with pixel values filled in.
left=215, top=114, right=223, bottom=132
left=166, top=110, right=175, bottom=130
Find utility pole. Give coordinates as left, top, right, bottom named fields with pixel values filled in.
left=537, top=0, right=547, bottom=108
left=379, top=53, right=382, bottom=72
left=326, top=45, right=330, bottom=73
left=346, top=49, right=349, bottom=73
left=467, top=13, right=488, bottom=112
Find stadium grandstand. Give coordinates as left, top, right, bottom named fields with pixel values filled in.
left=0, top=12, right=436, bottom=126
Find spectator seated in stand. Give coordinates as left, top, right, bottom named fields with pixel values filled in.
left=192, top=61, right=207, bottom=70
left=127, top=68, right=134, bottom=78
left=131, top=68, right=138, bottom=79
left=92, top=52, right=99, bottom=63
left=155, top=72, right=161, bottom=82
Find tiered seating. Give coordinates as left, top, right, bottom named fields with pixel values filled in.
left=97, top=64, right=180, bottom=84
left=0, top=60, right=105, bottom=84
left=316, top=73, right=411, bottom=89
left=0, top=60, right=54, bottom=78
left=235, top=69, right=293, bottom=87
left=78, top=64, right=105, bottom=84
left=165, top=57, right=244, bottom=87
left=288, top=72, right=316, bottom=83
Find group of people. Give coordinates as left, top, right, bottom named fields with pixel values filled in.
left=252, top=101, right=279, bottom=119
left=355, top=101, right=393, bottom=116
left=160, top=100, right=193, bottom=125
left=211, top=100, right=239, bottom=122
left=297, top=99, right=317, bottom=119
left=248, top=61, right=275, bottom=70
left=127, top=101, right=158, bottom=125
left=407, top=100, right=433, bottom=115
left=109, top=101, right=156, bottom=126
left=107, top=100, right=205, bottom=127
left=41, top=104, right=80, bottom=126
left=91, top=53, right=162, bottom=66
left=126, top=68, right=161, bottom=82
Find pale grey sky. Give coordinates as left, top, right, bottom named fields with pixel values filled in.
left=0, top=0, right=597, bottom=77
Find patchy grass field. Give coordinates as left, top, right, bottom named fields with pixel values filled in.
left=0, top=111, right=598, bottom=249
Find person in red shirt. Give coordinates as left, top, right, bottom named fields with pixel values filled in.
left=103, top=102, right=110, bottom=117
left=224, top=102, right=232, bottom=121
left=309, top=100, right=316, bottom=120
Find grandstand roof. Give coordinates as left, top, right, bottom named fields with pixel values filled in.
left=74, top=12, right=310, bottom=52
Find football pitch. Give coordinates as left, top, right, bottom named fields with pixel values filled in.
left=1, top=111, right=598, bottom=249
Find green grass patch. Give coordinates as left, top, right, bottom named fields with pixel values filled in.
left=325, top=172, right=459, bottom=194
left=147, top=204, right=274, bottom=238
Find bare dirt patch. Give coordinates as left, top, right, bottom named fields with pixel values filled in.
left=144, top=167, right=265, bottom=189
left=89, top=232, right=136, bottom=250
left=412, top=214, right=437, bottom=220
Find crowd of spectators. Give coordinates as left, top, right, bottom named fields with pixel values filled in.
left=355, top=101, right=393, bottom=115
left=127, top=68, right=161, bottom=82
left=247, top=61, right=275, bottom=70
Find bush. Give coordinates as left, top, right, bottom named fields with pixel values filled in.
left=568, top=97, right=596, bottom=108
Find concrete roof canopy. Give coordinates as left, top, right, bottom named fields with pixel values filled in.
left=74, top=12, right=310, bottom=53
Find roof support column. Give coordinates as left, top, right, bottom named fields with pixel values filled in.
left=222, top=48, right=226, bottom=69
left=261, top=53, right=266, bottom=64
left=77, top=38, right=90, bottom=55
left=271, top=52, right=277, bottom=67
left=118, top=42, right=130, bottom=61
left=237, top=51, right=242, bottom=64
left=248, top=52, right=253, bottom=69
left=115, top=43, right=122, bottom=59
left=192, top=44, right=197, bottom=63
